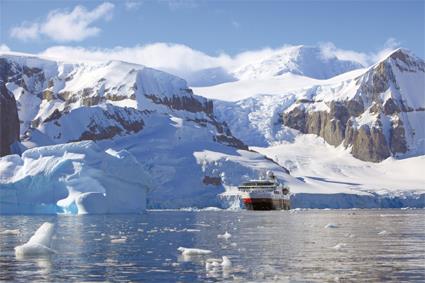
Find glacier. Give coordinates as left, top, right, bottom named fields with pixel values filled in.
left=0, top=141, right=153, bottom=214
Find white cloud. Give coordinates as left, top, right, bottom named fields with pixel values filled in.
left=10, top=2, right=115, bottom=42
left=38, top=40, right=402, bottom=78
left=319, top=38, right=401, bottom=66
left=0, top=44, right=11, bottom=53
left=374, top=37, right=401, bottom=62
left=125, top=1, right=143, bottom=11
left=40, top=43, right=231, bottom=75
left=10, top=22, right=40, bottom=41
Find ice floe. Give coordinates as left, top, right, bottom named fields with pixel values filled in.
left=217, top=231, right=232, bottom=240
left=177, top=247, right=212, bottom=256
left=15, top=222, right=56, bottom=257
left=0, top=229, right=20, bottom=235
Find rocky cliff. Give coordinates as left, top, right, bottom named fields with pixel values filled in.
left=282, top=49, right=425, bottom=162
left=0, top=55, right=245, bottom=150
left=0, top=58, right=20, bottom=156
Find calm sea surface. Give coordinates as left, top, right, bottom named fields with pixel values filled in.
left=0, top=210, right=424, bottom=282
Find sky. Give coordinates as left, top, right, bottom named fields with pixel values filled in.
left=0, top=0, right=424, bottom=72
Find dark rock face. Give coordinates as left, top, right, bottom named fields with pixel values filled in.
left=202, top=176, right=222, bottom=186
left=145, top=93, right=213, bottom=115
left=389, top=118, right=407, bottom=154
left=63, top=107, right=145, bottom=142
left=0, top=59, right=20, bottom=156
left=281, top=49, right=424, bottom=162
left=283, top=100, right=397, bottom=162
left=282, top=107, right=307, bottom=133
left=0, top=89, right=20, bottom=156
left=350, top=125, right=391, bottom=162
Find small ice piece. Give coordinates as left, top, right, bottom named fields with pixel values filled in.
left=205, top=258, right=222, bottom=270
left=221, top=256, right=232, bottom=269
left=325, top=223, right=338, bottom=229
left=230, top=242, right=237, bottom=247
left=378, top=230, right=388, bottom=235
left=183, top=229, right=201, bottom=232
left=15, top=222, right=56, bottom=257
left=331, top=243, right=347, bottom=250
left=111, top=237, right=127, bottom=244
left=0, top=229, right=20, bottom=235
left=177, top=247, right=212, bottom=256
left=217, top=232, right=232, bottom=240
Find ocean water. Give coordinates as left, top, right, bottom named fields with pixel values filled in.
left=0, top=210, right=424, bottom=282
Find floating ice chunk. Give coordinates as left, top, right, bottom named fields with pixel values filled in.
left=325, top=223, right=339, bottom=229
left=378, top=230, right=388, bottom=235
left=194, top=223, right=210, bottom=227
left=217, top=232, right=232, bottom=240
left=111, top=237, right=127, bottom=244
left=177, top=247, right=212, bottom=256
left=183, top=229, right=201, bottom=232
left=203, top=207, right=222, bottom=211
left=205, top=258, right=222, bottom=270
left=0, top=229, right=20, bottom=235
left=221, top=256, right=232, bottom=269
left=331, top=243, right=347, bottom=250
left=15, top=222, right=56, bottom=257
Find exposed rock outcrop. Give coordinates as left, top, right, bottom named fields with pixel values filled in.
left=282, top=49, right=424, bottom=162
left=0, top=88, right=20, bottom=156
left=0, top=59, right=20, bottom=156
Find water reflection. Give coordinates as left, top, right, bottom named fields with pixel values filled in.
left=0, top=210, right=424, bottom=282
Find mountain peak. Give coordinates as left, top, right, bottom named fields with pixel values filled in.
left=232, top=45, right=362, bottom=80
left=373, top=48, right=425, bottom=74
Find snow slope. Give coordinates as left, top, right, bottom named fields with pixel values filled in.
left=193, top=69, right=366, bottom=102
left=232, top=45, right=362, bottom=81
left=253, top=135, right=425, bottom=195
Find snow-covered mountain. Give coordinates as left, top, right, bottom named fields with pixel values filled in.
left=179, top=45, right=361, bottom=87
left=0, top=48, right=424, bottom=212
left=0, top=54, right=296, bottom=212
left=282, top=48, right=425, bottom=162
left=198, top=49, right=425, bottom=162
left=232, top=45, right=362, bottom=81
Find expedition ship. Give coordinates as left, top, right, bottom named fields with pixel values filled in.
left=238, top=171, right=290, bottom=210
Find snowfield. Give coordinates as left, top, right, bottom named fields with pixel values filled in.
left=252, top=134, right=425, bottom=195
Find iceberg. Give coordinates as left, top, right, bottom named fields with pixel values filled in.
left=0, top=141, right=154, bottom=214
left=15, top=222, right=56, bottom=257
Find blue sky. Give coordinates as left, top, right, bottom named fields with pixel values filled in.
left=0, top=0, right=424, bottom=66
